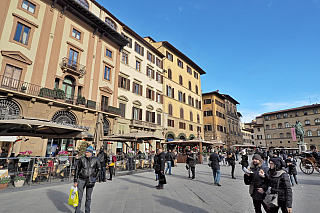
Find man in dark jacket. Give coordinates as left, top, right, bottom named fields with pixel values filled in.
left=188, top=150, right=198, bottom=180
left=285, top=154, right=298, bottom=186
left=244, top=154, right=269, bottom=213
left=0, top=149, right=6, bottom=169
left=228, top=152, right=236, bottom=179
left=209, top=149, right=221, bottom=186
left=97, top=148, right=107, bottom=182
left=154, top=149, right=166, bottom=189
left=165, top=149, right=174, bottom=175
left=74, top=146, right=101, bottom=213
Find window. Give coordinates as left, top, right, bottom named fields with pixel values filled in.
left=204, top=110, right=213, bottom=117
left=278, top=123, right=283, bottom=129
left=156, top=58, right=162, bottom=68
left=257, top=128, right=260, bottom=132
left=194, top=71, right=198, bottom=79
left=187, top=66, right=192, bottom=74
left=295, top=112, right=299, bottom=117
left=146, top=111, right=155, bottom=123
left=286, top=132, right=291, bottom=138
left=195, top=100, right=199, bottom=108
left=119, top=103, right=126, bottom=118
left=62, top=76, right=75, bottom=101
left=317, top=130, right=320, bottom=136
left=156, top=114, right=161, bottom=126
left=71, top=28, right=81, bottom=40
left=22, top=0, right=36, bottom=13
left=104, top=66, right=111, bottom=81
left=157, top=93, right=161, bottom=103
left=179, top=122, right=186, bottom=129
left=179, top=75, right=183, bottom=85
left=134, top=42, right=144, bottom=55
left=167, top=86, right=172, bottom=98
left=304, top=111, right=308, bottom=115
left=197, top=114, right=200, bottom=123
left=197, top=126, right=201, bottom=133
left=68, top=48, right=79, bottom=66
left=314, top=109, right=318, bottom=114
left=307, top=130, right=312, bottom=137
left=285, top=122, right=290, bottom=128
left=122, top=52, right=128, bottom=64
left=166, top=51, right=173, bottom=61
left=279, top=133, right=284, bottom=138
left=315, top=118, right=320, bottom=124
left=147, top=67, right=152, bottom=78
left=177, top=59, right=183, bottom=68
left=195, top=85, right=198, bottom=94
left=147, top=51, right=154, bottom=63
left=2, top=65, right=22, bottom=88
left=168, top=119, right=174, bottom=127
left=168, top=69, right=172, bottom=80
left=190, top=111, right=193, bottom=122
left=14, top=23, right=30, bottom=45
left=146, top=88, right=153, bottom=100
left=276, top=114, right=281, bottom=119
left=305, top=120, right=310, bottom=125
left=189, top=124, right=193, bottom=131
left=118, top=76, right=130, bottom=90
left=180, top=108, right=184, bottom=119
left=178, top=91, right=183, bottom=102
left=187, top=81, right=191, bottom=90
left=257, top=135, right=262, bottom=139
left=132, top=107, right=142, bottom=120
left=105, top=17, right=117, bottom=30
left=76, top=0, right=89, bottom=9
left=134, top=60, right=140, bottom=71
left=204, top=125, right=212, bottom=131
left=168, top=104, right=173, bottom=116
left=265, top=116, right=269, bottom=121
left=283, top=113, right=288, bottom=118
left=266, top=125, right=270, bottom=130
left=105, top=49, right=112, bottom=58
left=204, top=99, right=211, bottom=104
left=54, top=78, right=60, bottom=89
left=156, top=73, right=163, bottom=83
left=101, top=95, right=109, bottom=111
left=267, top=134, right=271, bottom=139
left=133, top=82, right=141, bottom=95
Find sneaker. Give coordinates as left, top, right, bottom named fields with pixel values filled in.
left=192, top=178, right=195, bottom=180
left=156, top=186, right=164, bottom=190
left=216, top=183, right=221, bottom=186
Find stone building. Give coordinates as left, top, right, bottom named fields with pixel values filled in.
left=0, top=0, right=128, bottom=156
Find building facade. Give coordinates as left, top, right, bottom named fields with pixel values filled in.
left=202, top=91, right=242, bottom=148
left=0, top=0, right=127, bottom=156
left=261, top=104, right=320, bottom=149
left=145, top=38, right=205, bottom=142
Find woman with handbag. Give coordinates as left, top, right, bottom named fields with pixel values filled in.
left=267, top=160, right=292, bottom=213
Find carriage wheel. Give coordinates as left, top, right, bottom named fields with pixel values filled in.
left=300, top=160, right=314, bottom=175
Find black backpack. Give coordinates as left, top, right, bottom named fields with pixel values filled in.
left=98, top=152, right=105, bottom=163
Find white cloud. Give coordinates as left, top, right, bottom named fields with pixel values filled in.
left=261, top=100, right=312, bottom=112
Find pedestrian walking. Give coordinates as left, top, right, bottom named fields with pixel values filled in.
left=154, top=149, right=166, bottom=189
left=209, top=149, right=222, bottom=186
left=270, top=151, right=286, bottom=170
left=188, top=150, right=198, bottom=180
left=244, top=154, right=269, bottom=213
left=97, top=148, right=107, bottom=182
left=153, top=149, right=159, bottom=181
left=268, top=159, right=293, bottom=213
left=235, top=149, right=239, bottom=161
left=285, top=154, right=298, bottom=186
left=74, top=146, right=101, bottom=213
left=173, top=150, right=178, bottom=167
left=228, top=152, right=236, bottom=179
left=107, top=150, right=116, bottom=181
left=165, top=149, right=174, bottom=175
left=240, top=150, right=249, bottom=172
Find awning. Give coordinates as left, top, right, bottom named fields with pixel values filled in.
left=0, top=136, right=17, bottom=142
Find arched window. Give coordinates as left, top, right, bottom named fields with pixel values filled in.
left=307, top=130, right=312, bottom=136
left=195, top=85, right=198, bottom=94
left=315, top=118, right=320, bottom=124
left=168, top=104, right=173, bottom=116
left=168, top=69, right=172, bottom=79
left=195, top=100, right=199, bottom=108
left=285, top=122, right=290, bottom=128
left=190, top=111, right=193, bottom=122
left=62, top=76, right=75, bottom=101
left=167, top=86, right=172, bottom=97
left=286, top=132, right=291, bottom=138
left=267, top=134, right=271, bottom=139
left=266, top=125, right=270, bottom=130
left=305, top=120, right=310, bottom=125
left=278, top=123, right=283, bottom=129
left=76, top=0, right=89, bottom=9
left=188, top=81, right=191, bottom=90
left=180, top=108, right=184, bottom=119
left=179, top=75, right=183, bottom=85
left=105, top=17, right=117, bottom=30
left=197, top=114, right=200, bottom=123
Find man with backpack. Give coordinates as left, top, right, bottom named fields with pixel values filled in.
left=97, top=148, right=107, bottom=182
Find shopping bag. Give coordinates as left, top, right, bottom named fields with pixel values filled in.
left=159, top=173, right=167, bottom=185
left=68, top=186, right=79, bottom=207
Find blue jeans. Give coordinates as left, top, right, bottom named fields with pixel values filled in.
left=212, top=169, right=220, bottom=184
left=75, top=179, right=94, bottom=213
left=165, top=161, right=172, bottom=174
left=242, top=166, right=247, bottom=173
left=156, top=173, right=158, bottom=180
left=290, top=174, right=298, bottom=184
left=100, top=166, right=106, bottom=181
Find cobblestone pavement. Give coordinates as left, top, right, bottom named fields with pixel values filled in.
left=0, top=159, right=319, bottom=213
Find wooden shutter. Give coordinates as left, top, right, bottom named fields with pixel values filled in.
left=139, top=85, right=143, bottom=96
left=141, top=47, right=144, bottom=56
left=126, top=79, right=130, bottom=91
left=166, top=85, right=168, bottom=96
left=118, top=76, right=122, bottom=87
left=152, top=91, right=154, bottom=100
left=146, top=111, right=149, bottom=121
left=166, top=51, right=168, bottom=59
left=161, top=60, right=163, bottom=69
left=146, top=66, right=148, bottom=76
left=134, top=42, right=137, bottom=52
left=160, top=94, right=163, bottom=104
left=172, top=88, right=174, bottom=99
left=132, top=107, right=135, bottom=119
left=152, top=112, right=155, bottom=123
left=172, top=120, right=174, bottom=127
left=152, top=70, right=154, bottom=79
left=132, top=82, right=135, bottom=93
left=199, top=101, right=201, bottom=109
left=152, top=55, right=155, bottom=63
left=146, top=88, right=149, bottom=98
left=161, top=75, right=163, bottom=84
left=183, top=93, right=186, bottom=103
left=129, top=38, right=132, bottom=48
left=192, top=98, right=194, bottom=106
left=156, top=92, right=158, bottom=102
left=139, top=109, right=142, bottom=120
left=147, top=50, right=149, bottom=60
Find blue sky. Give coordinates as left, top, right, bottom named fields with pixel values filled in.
left=102, top=0, right=320, bottom=123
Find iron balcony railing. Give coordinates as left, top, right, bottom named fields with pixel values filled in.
left=0, top=75, right=121, bottom=116
left=130, top=119, right=157, bottom=129
left=61, top=57, right=86, bottom=77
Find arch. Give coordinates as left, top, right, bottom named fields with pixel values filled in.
left=188, top=81, right=191, bottom=90
left=305, top=119, right=310, bottom=125
left=179, top=75, right=183, bottom=85
left=0, top=99, right=21, bottom=120
left=51, top=110, right=78, bottom=125
left=105, top=17, right=117, bottom=30
left=156, top=108, right=162, bottom=113
left=315, top=118, right=320, bottom=124
left=177, top=133, right=187, bottom=140
left=76, top=0, right=89, bottom=9
left=103, top=117, right=110, bottom=136
left=146, top=104, right=154, bottom=111
left=168, top=69, right=172, bottom=79
left=118, top=95, right=129, bottom=102
left=165, top=131, right=175, bottom=139
left=132, top=100, right=142, bottom=106
left=278, top=123, right=282, bottom=129
left=188, top=134, right=195, bottom=140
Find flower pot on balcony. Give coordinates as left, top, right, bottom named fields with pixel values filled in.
left=19, top=157, right=31, bottom=163
left=14, top=180, right=25, bottom=187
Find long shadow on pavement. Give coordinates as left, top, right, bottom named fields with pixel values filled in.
left=120, top=177, right=156, bottom=188
left=47, top=189, right=73, bottom=213
left=153, top=194, right=210, bottom=213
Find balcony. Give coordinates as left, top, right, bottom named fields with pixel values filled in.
left=226, top=111, right=238, bottom=119
left=61, top=57, right=86, bottom=77
left=130, top=119, right=157, bottom=131
left=0, top=75, right=121, bottom=116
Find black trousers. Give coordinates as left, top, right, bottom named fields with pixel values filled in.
left=109, top=166, right=114, bottom=180
left=269, top=200, right=289, bottom=213
left=190, top=166, right=195, bottom=179
left=252, top=199, right=270, bottom=213
left=231, top=164, right=235, bottom=178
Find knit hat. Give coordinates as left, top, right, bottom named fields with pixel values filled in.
left=252, top=154, right=262, bottom=161
left=86, top=146, right=94, bottom=153
left=269, top=158, right=282, bottom=170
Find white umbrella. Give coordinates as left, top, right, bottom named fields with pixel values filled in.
left=93, top=113, right=104, bottom=150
